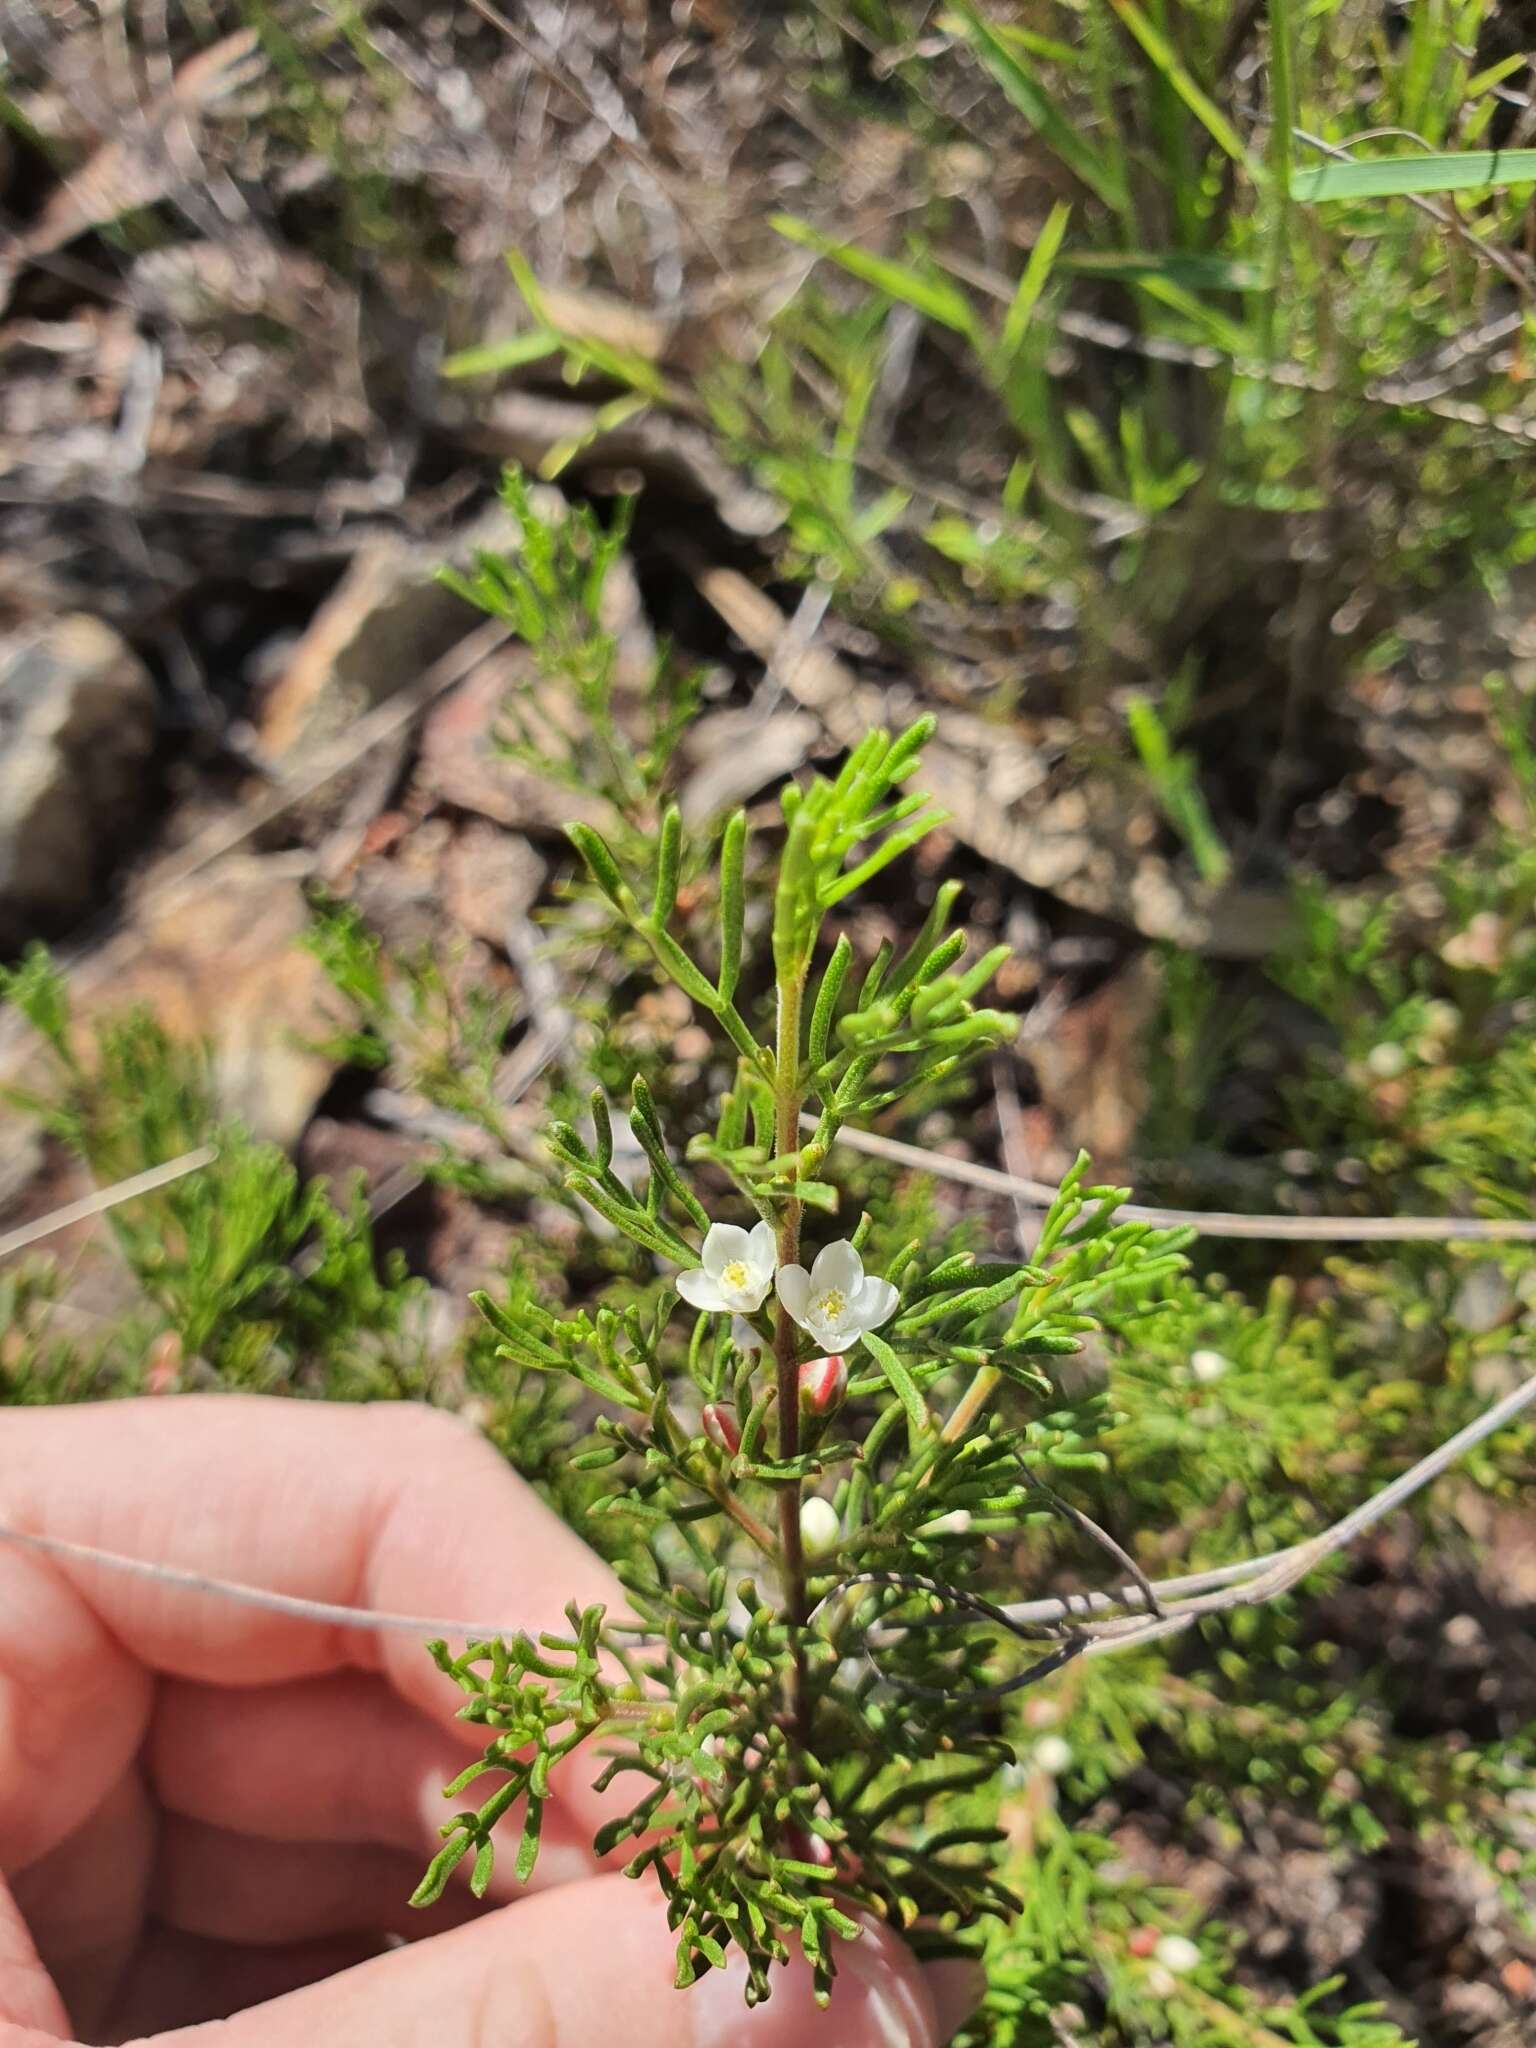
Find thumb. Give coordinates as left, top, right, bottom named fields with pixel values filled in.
left=150, top=1873, right=982, bottom=2048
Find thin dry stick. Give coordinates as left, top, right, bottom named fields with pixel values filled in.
left=0, top=1524, right=523, bottom=1641
left=854, top=1373, right=1536, bottom=1675
left=1002, top=1370, right=1536, bottom=1647
left=0, top=1147, right=217, bottom=1261
left=805, top=1115, right=1536, bottom=1243
left=4, top=1374, right=1530, bottom=1670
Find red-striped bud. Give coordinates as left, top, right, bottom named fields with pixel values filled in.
left=701, top=1402, right=742, bottom=1456
left=781, top=1823, right=837, bottom=1868
left=797, top=1353, right=847, bottom=1418
left=145, top=1330, right=183, bottom=1395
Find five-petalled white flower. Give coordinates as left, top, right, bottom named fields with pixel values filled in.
left=774, top=1238, right=898, bottom=1352
left=675, top=1221, right=777, bottom=1314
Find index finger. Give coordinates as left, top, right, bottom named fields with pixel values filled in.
left=0, top=1395, right=624, bottom=1711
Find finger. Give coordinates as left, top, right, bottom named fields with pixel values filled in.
left=0, top=1399, right=629, bottom=1860
left=9, top=1770, right=152, bottom=2038
left=147, top=1673, right=598, bottom=1889
left=106, top=1927, right=385, bottom=2038
left=0, top=1537, right=152, bottom=1868
left=148, top=1872, right=971, bottom=2048
left=151, top=1817, right=486, bottom=1946
left=0, top=1398, right=622, bottom=1684
left=0, top=1872, right=69, bottom=2037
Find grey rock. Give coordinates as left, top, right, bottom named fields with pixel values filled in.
left=0, top=614, right=156, bottom=946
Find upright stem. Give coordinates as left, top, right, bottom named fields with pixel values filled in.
left=941, top=1364, right=1002, bottom=1445
left=771, top=971, right=811, bottom=1742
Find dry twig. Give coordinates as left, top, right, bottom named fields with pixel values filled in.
left=808, top=1115, right=1536, bottom=1244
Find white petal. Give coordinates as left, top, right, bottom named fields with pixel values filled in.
left=851, top=1276, right=899, bottom=1334
left=701, top=1223, right=751, bottom=1278
left=677, top=1269, right=727, bottom=1311
left=775, top=1264, right=811, bottom=1325
left=729, top=1316, right=763, bottom=1354
left=746, top=1219, right=777, bottom=1276
left=810, top=1238, right=863, bottom=1296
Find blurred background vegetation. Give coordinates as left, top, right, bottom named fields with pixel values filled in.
left=7, top=3, right=1536, bottom=2041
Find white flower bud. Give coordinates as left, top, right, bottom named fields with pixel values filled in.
left=917, top=1508, right=973, bottom=1537
left=799, top=1496, right=842, bottom=1560
left=1190, top=1348, right=1229, bottom=1384
left=1154, top=1934, right=1202, bottom=1976
left=1366, top=1041, right=1408, bottom=1079
left=1033, top=1735, right=1073, bottom=1776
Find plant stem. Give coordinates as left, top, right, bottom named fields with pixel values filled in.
left=771, top=969, right=811, bottom=1745
left=715, top=1484, right=781, bottom=1558
left=941, top=1364, right=1002, bottom=1444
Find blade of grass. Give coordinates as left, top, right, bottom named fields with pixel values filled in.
left=942, top=3, right=1129, bottom=213
left=1293, top=150, right=1536, bottom=201
left=442, top=331, right=561, bottom=379
left=1261, top=0, right=1296, bottom=360
left=770, top=216, right=980, bottom=341
left=1001, top=201, right=1070, bottom=362
left=1106, top=0, right=1264, bottom=180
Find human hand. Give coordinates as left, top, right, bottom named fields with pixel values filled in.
left=0, top=1397, right=981, bottom=2046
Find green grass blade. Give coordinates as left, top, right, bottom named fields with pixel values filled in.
left=1001, top=200, right=1070, bottom=362
left=771, top=216, right=980, bottom=339
left=1060, top=251, right=1262, bottom=289
left=1107, top=0, right=1262, bottom=178
left=442, top=331, right=561, bottom=379
left=943, top=4, right=1128, bottom=212
left=1293, top=149, right=1536, bottom=201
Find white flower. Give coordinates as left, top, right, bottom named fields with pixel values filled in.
left=799, top=1495, right=842, bottom=1560
left=1190, top=1348, right=1229, bottom=1384
left=676, top=1221, right=777, bottom=1314
left=1033, top=1735, right=1073, bottom=1777
left=775, top=1239, right=899, bottom=1351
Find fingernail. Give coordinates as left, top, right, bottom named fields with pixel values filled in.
left=922, top=1958, right=986, bottom=2043
left=838, top=1917, right=937, bottom=2048
left=691, top=1948, right=757, bottom=2047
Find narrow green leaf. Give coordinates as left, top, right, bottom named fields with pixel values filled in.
left=771, top=216, right=981, bottom=339
left=808, top=932, right=854, bottom=1070
left=944, top=4, right=1127, bottom=211
left=1001, top=200, right=1070, bottom=362
left=862, top=1332, right=929, bottom=1447
left=590, top=1090, right=614, bottom=1172
left=515, top=1795, right=544, bottom=1883
left=442, top=329, right=561, bottom=379
left=652, top=804, right=682, bottom=925
left=1107, top=0, right=1260, bottom=176
left=821, top=812, right=949, bottom=907
left=1292, top=148, right=1536, bottom=202
left=566, top=824, right=629, bottom=910
left=717, top=809, right=746, bottom=1004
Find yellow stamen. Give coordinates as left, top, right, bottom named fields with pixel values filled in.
left=722, top=1261, right=751, bottom=1288
left=816, top=1289, right=847, bottom=1320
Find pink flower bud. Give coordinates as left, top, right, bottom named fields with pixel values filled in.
left=145, top=1330, right=182, bottom=1396
left=781, top=1823, right=837, bottom=1868
left=797, top=1353, right=847, bottom=1418
left=701, top=1402, right=742, bottom=1456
